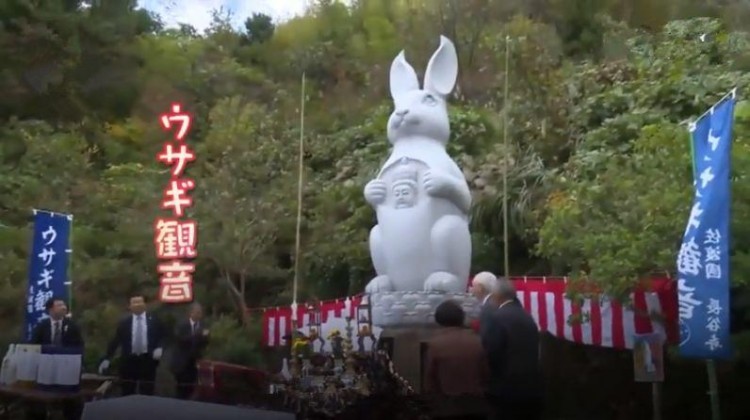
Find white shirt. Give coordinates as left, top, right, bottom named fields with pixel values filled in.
left=482, top=294, right=491, bottom=306
left=498, top=300, right=512, bottom=310
left=131, top=313, right=149, bottom=354
left=50, top=319, right=63, bottom=342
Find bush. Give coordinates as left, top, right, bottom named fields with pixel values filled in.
left=204, top=315, right=264, bottom=367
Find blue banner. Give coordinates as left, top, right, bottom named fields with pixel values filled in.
left=677, top=94, right=735, bottom=359
left=25, top=210, right=72, bottom=341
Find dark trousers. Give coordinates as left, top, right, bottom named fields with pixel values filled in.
left=487, top=395, right=543, bottom=420
left=120, top=354, right=158, bottom=396
left=26, top=400, right=82, bottom=420
left=173, top=362, right=198, bottom=400
left=428, top=394, right=489, bottom=420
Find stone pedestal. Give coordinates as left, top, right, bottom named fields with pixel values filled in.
left=377, top=326, right=444, bottom=394
left=370, top=291, right=479, bottom=392
left=371, top=291, right=479, bottom=327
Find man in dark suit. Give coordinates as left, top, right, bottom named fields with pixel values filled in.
left=98, top=294, right=165, bottom=396
left=28, top=297, right=84, bottom=420
left=480, top=278, right=543, bottom=420
left=170, top=303, right=209, bottom=399
left=30, top=297, right=84, bottom=347
left=470, top=271, right=499, bottom=333
left=424, top=300, right=489, bottom=420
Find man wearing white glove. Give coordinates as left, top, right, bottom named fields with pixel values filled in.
left=98, top=293, right=165, bottom=396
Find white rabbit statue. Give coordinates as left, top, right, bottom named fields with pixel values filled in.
left=363, top=35, right=471, bottom=294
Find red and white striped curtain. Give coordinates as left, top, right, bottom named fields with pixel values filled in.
left=262, top=296, right=363, bottom=347
left=513, top=277, right=677, bottom=349
left=261, top=277, right=677, bottom=351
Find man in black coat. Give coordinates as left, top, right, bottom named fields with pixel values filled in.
left=29, top=297, right=84, bottom=420
left=98, top=293, right=165, bottom=396
left=480, top=278, right=543, bottom=420
left=471, top=271, right=499, bottom=334
left=30, top=297, right=84, bottom=347
left=170, top=303, right=209, bottom=399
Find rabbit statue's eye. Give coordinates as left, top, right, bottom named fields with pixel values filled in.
left=422, top=94, right=437, bottom=106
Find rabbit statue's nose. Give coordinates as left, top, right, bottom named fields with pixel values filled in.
left=395, top=109, right=409, bottom=117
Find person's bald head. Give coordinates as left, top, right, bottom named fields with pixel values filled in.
left=495, top=277, right=517, bottom=303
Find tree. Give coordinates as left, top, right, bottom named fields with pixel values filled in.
left=192, top=97, right=296, bottom=323
left=242, top=13, right=275, bottom=45
left=536, top=19, right=750, bottom=298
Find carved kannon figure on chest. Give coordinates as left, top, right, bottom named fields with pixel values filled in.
left=391, top=170, right=419, bottom=209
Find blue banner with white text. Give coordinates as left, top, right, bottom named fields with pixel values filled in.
left=25, top=210, right=72, bottom=341
left=677, top=95, right=734, bottom=359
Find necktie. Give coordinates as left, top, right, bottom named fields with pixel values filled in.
left=191, top=322, right=198, bottom=346
left=134, top=316, right=145, bottom=354
left=53, top=322, right=62, bottom=345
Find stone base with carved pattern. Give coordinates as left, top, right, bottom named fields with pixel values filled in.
left=370, top=291, right=479, bottom=327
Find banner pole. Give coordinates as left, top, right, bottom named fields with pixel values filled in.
left=652, top=382, right=662, bottom=420
left=66, top=214, right=74, bottom=316
left=290, top=72, right=306, bottom=350
left=702, top=87, right=738, bottom=420
left=502, top=35, right=511, bottom=279
left=706, top=359, right=721, bottom=420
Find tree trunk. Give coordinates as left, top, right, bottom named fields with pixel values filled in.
left=222, top=270, right=250, bottom=327
left=239, top=273, right=251, bottom=326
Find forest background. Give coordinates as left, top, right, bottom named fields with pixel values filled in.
left=2, top=0, right=750, bottom=418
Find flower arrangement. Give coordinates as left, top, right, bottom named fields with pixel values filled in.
left=273, top=351, right=430, bottom=419
left=357, top=325, right=372, bottom=337
left=292, top=337, right=310, bottom=355
left=327, top=329, right=341, bottom=339
left=309, top=327, right=320, bottom=339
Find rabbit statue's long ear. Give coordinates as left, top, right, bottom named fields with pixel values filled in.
left=424, top=35, right=458, bottom=97
left=389, top=51, right=419, bottom=102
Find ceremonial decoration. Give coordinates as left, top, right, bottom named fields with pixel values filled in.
left=155, top=103, right=198, bottom=303
left=25, top=210, right=72, bottom=340
left=677, top=90, right=735, bottom=359
left=262, top=277, right=677, bottom=351
left=270, top=345, right=428, bottom=418
left=261, top=291, right=427, bottom=419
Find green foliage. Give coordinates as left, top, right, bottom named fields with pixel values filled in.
left=536, top=18, right=750, bottom=298
left=242, top=13, right=276, bottom=45
left=538, top=123, right=694, bottom=296
left=192, top=97, right=296, bottom=310
left=204, top=316, right=264, bottom=366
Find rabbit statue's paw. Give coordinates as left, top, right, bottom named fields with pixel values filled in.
left=365, top=275, right=394, bottom=293
left=364, top=179, right=388, bottom=206
left=423, top=271, right=465, bottom=293
left=423, top=170, right=453, bottom=198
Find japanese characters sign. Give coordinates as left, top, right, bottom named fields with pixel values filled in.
left=677, top=93, right=735, bottom=359
left=25, top=210, right=72, bottom=340
left=155, top=103, right=197, bottom=303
